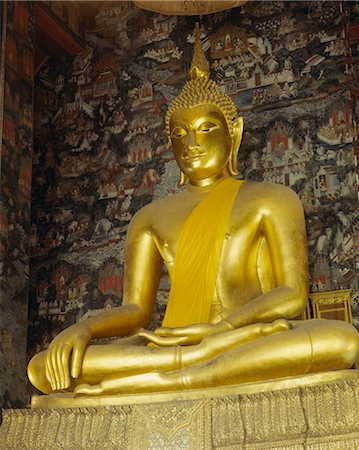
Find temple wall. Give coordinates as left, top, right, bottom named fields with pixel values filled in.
left=0, top=2, right=34, bottom=408
left=28, top=0, right=359, bottom=399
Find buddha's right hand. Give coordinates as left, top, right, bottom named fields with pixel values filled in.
left=45, top=323, right=92, bottom=391
left=138, top=321, right=233, bottom=346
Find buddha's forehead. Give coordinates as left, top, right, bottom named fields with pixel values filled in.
left=169, top=104, right=227, bottom=126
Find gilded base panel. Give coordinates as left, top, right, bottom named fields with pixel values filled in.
left=2, top=370, right=359, bottom=449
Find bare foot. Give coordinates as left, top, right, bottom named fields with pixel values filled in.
left=74, top=383, right=103, bottom=396
left=261, top=319, right=291, bottom=336
left=74, top=372, right=179, bottom=396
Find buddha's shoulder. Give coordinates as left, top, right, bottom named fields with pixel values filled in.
left=129, top=193, right=185, bottom=226
left=242, top=180, right=298, bottom=195
left=241, top=181, right=302, bottom=207
left=138, top=192, right=184, bottom=213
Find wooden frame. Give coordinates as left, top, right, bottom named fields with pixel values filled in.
left=309, top=289, right=353, bottom=324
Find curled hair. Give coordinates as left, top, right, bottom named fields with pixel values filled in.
left=165, top=77, right=238, bottom=139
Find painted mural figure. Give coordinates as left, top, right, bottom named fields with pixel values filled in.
left=28, top=25, right=359, bottom=397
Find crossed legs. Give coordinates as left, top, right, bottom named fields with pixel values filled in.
left=28, top=319, right=359, bottom=396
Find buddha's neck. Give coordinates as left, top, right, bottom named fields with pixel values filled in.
left=187, top=170, right=230, bottom=193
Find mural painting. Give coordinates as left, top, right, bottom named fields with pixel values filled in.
left=1, top=1, right=34, bottom=408
left=27, top=1, right=359, bottom=398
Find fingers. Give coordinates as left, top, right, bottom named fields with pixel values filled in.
left=137, top=329, right=181, bottom=346
left=56, top=347, right=66, bottom=390
left=59, top=343, right=72, bottom=389
left=149, top=334, right=191, bottom=346
left=154, top=324, right=207, bottom=337
left=45, top=343, right=72, bottom=391
left=71, top=337, right=87, bottom=379
left=163, top=336, right=194, bottom=346
left=138, top=330, right=171, bottom=345
left=44, top=328, right=91, bottom=391
left=137, top=329, right=156, bottom=340
left=154, top=326, right=186, bottom=337
left=139, top=328, right=204, bottom=345
left=45, top=347, right=57, bottom=391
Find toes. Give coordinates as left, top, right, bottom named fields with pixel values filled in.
left=273, top=318, right=291, bottom=331
left=262, top=319, right=290, bottom=336
left=74, top=383, right=102, bottom=396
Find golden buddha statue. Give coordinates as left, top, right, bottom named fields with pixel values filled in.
left=28, top=25, right=359, bottom=397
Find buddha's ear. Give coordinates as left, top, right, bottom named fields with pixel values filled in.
left=228, top=117, right=244, bottom=176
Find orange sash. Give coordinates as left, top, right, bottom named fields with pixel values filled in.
left=162, top=178, right=245, bottom=327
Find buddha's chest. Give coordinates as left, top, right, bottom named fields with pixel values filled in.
left=151, top=198, right=263, bottom=274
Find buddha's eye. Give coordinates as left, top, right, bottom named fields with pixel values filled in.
left=171, top=127, right=187, bottom=139
left=198, top=122, right=219, bottom=133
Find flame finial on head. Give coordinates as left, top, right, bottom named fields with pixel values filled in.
left=189, top=23, right=210, bottom=80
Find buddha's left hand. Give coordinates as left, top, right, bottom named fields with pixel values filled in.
left=138, top=321, right=232, bottom=346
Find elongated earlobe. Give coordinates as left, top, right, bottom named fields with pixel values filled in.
left=177, top=170, right=186, bottom=187
left=228, top=117, right=244, bottom=176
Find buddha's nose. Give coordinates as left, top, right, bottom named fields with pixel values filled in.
left=186, top=131, right=200, bottom=152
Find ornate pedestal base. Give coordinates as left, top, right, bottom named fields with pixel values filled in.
left=2, top=370, right=359, bottom=449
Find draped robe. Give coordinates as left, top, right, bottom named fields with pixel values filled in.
left=162, top=178, right=245, bottom=328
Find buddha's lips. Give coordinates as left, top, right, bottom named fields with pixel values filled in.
left=183, top=151, right=206, bottom=162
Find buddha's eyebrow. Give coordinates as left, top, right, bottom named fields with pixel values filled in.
left=172, top=119, right=187, bottom=124
left=170, top=122, right=187, bottom=129
left=193, top=116, right=222, bottom=128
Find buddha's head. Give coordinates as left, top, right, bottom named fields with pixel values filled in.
left=166, top=24, right=243, bottom=186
